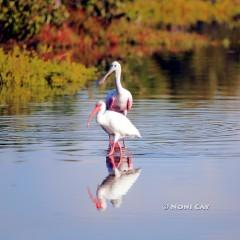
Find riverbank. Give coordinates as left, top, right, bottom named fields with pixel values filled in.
left=0, top=47, right=96, bottom=114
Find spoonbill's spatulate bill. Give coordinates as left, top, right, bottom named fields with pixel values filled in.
left=87, top=101, right=141, bottom=156
left=98, top=61, right=133, bottom=116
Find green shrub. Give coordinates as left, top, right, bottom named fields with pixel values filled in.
left=0, top=0, right=69, bottom=42
left=66, top=0, right=133, bottom=26
left=0, top=47, right=96, bottom=109
left=127, top=0, right=240, bottom=29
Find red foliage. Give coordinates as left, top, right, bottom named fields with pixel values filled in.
left=35, top=8, right=210, bottom=65
left=38, top=24, right=77, bottom=47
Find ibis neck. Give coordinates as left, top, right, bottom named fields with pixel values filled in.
left=97, top=189, right=107, bottom=209
left=96, top=105, right=106, bottom=123
left=115, top=69, right=123, bottom=93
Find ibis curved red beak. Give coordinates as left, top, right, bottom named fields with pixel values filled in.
left=87, top=187, right=103, bottom=209
left=97, top=67, right=114, bottom=85
left=87, top=104, right=101, bottom=127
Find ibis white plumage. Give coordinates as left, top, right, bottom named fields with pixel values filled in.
left=98, top=61, right=133, bottom=116
left=87, top=101, right=141, bottom=156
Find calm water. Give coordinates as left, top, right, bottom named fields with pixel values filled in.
left=1, top=48, right=240, bottom=240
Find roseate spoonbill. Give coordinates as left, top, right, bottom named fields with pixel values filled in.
left=98, top=61, right=133, bottom=116
left=87, top=101, right=141, bottom=156
left=87, top=155, right=141, bottom=211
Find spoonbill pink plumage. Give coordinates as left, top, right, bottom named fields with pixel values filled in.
left=98, top=61, right=133, bottom=116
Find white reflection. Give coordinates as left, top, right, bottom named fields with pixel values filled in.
left=88, top=150, right=141, bottom=211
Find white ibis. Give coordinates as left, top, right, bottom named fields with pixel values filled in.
left=87, top=101, right=141, bottom=156
left=98, top=61, right=133, bottom=116
left=88, top=155, right=141, bottom=211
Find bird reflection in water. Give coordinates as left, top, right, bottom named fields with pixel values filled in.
left=88, top=149, right=141, bottom=211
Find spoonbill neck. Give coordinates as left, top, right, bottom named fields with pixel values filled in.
left=115, top=68, right=123, bottom=93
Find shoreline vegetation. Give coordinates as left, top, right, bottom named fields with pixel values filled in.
left=0, top=47, right=96, bottom=114
left=1, top=0, right=240, bottom=111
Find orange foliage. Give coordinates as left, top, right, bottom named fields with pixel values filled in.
left=36, top=8, right=211, bottom=65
